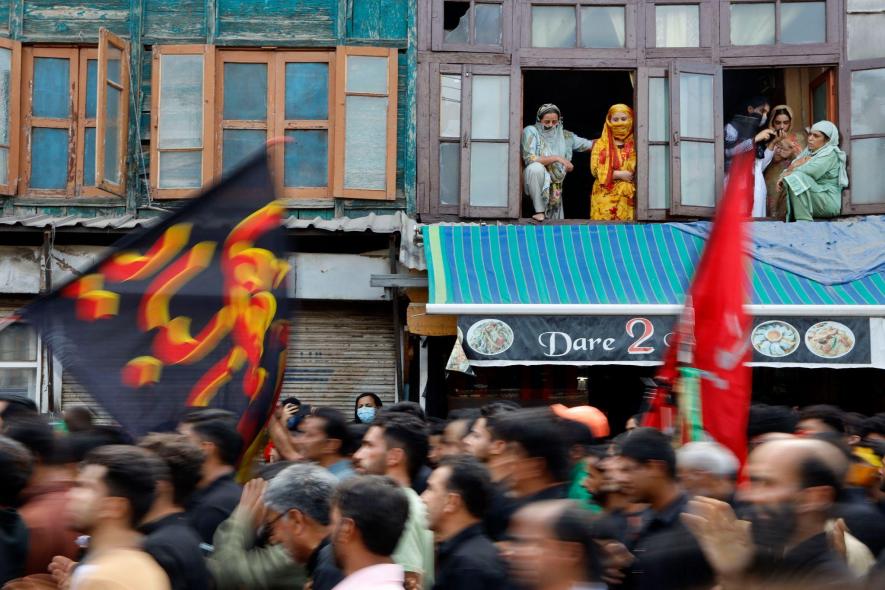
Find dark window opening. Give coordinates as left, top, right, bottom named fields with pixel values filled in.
left=443, top=2, right=471, bottom=43
left=521, top=70, right=635, bottom=219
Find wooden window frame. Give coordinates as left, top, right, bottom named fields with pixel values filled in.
left=646, top=0, right=715, bottom=58
left=274, top=51, right=336, bottom=199
left=432, top=0, right=511, bottom=53
left=21, top=46, right=79, bottom=197
left=76, top=48, right=104, bottom=198
left=429, top=63, right=463, bottom=217
left=636, top=67, right=670, bottom=220
left=840, top=57, right=885, bottom=215
left=215, top=50, right=276, bottom=180
left=521, top=0, right=637, bottom=58
left=0, top=38, right=21, bottom=196
left=669, top=62, right=724, bottom=217
left=720, top=0, right=840, bottom=57
left=809, top=67, right=837, bottom=123
left=333, top=46, right=399, bottom=201
left=149, top=45, right=215, bottom=199
left=95, top=28, right=130, bottom=196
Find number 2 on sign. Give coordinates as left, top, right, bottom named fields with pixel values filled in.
left=626, top=318, right=655, bottom=354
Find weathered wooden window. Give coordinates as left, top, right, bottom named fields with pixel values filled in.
left=334, top=46, right=398, bottom=200
left=636, top=68, right=672, bottom=219
left=841, top=0, right=885, bottom=214
left=21, top=37, right=127, bottom=198
left=0, top=322, right=39, bottom=403
left=96, top=29, right=130, bottom=196
left=0, top=39, right=21, bottom=196
left=527, top=1, right=630, bottom=49
left=653, top=2, right=703, bottom=47
left=434, top=0, right=509, bottom=51
left=669, top=63, right=723, bottom=216
left=726, top=0, right=831, bottom=47
left=429, top=64, right=519, bottom=218
left=149, top=45, right=214, bottom=198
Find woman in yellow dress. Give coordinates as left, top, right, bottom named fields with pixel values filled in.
left=590, top=104, right=636, bottom=220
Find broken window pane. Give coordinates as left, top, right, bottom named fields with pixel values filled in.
left=285, top=129, right=328, bottom=188
left=851, top=69, right=885, bottom=135
left=655, top=5, right=700, bottom=47
left=532, top=6, right=576, bottom=48
left=649, top=145, right=670, bottom=209
left=344, top=95, right=388, bottom=190
left=581, top=6, right=626, bottom=48
left=440, top=74, right=461, bottom=138
left=679, top=73, right=713, bottom=140
left=847, top=12, right=885, bottom=60
left=471, top=75, right=509, bottom=140
left=33, top=57, right=70, bottom=118
left=781, top=2, right=826, bottom=44
left=648, top=77, right=669, bottom=143
left=681, top=142, right=715, bottom=207
left=475, top=4, right=503, bottom=45
left=850, top=138, right=885, bottom=205
left=439, top=142, right=460, bottom=206
left=444, top=1, right=470, bottom=44
left=469, top=142, right=508, bottom=207
left=285, top=62, right=329, bottom=120
left=30, top=128, right=68, bottom=189
left=730, top=3, right=775, bottom=46
left=223, top=63, right=267, bottom=120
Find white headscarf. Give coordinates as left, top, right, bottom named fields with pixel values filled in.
left=534, top=104, right=568, bottom=181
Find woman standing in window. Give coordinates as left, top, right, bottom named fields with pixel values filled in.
left=777, top=120, right=847, bottom=221
left=521, top=104, right=594, bottom=221
left=589, top=104, right=636, bottom=221
left=764, top=135, right=803, bottom=219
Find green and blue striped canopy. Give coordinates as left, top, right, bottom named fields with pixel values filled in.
left=422, top=224, right=885, bottom=311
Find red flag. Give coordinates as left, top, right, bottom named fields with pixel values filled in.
left=643, top=152, right=753, bottom=465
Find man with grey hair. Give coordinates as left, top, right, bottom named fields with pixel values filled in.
left=264, top=463, right=344, bottom=590
left=677, top=441, right=740, bottom=503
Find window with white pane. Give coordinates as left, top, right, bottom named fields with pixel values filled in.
left=848, top=66, right=885, bottom=208
left=846, top=0, right=885, bottom=61
left=530, top=2, right=628, bottom=49
left=432, top=66, right=514, bottom=216
left=0, top=322, right=40, bottom=404
left=653, top=3, right=702, bottom=47
left=729, top=0, right=827, bottom=46
left=437, top=0, right=506, bottom=49
left=645, top=72, right=671, bottom=213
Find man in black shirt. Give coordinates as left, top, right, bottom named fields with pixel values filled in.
left=617, top=428, right=714, bottom=590
left=180, top=417, right=243, bottom=544
left=138, top=433, right=212, bottom=590
left=421, top=456, right=507, bottom=590
left=263, top=463, right=344, bottom=590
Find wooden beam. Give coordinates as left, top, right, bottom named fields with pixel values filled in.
left=407, top=303, right=456, bottom=336
left=371, top=274, right=428, bottom=288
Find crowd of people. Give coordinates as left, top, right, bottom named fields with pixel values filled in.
left=2, top=391, right=885, bottom=590
left=521, top=96, right=846, bottom=222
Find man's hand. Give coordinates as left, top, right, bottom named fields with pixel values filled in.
left=681, top=497, right=754, bottom=579
left=755, top=129, right=776, bottom=143
left=48, top=556, right=77, bottom=590
left=234, top=478, right=268, bottom=530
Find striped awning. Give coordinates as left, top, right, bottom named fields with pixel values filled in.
left=422, top=223, right=885, bottom=315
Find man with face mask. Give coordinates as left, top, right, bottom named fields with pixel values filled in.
left=521, top=104, right=594, bottom=221
left=725, top=96, right=774, bottom=173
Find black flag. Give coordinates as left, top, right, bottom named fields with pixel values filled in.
left=21, top=152, right=290, bottom=455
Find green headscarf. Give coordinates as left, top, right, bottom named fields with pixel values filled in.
left=795, top=120, right=849, bottom=188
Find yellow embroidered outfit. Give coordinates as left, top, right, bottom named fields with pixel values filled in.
left=590, top=104, right=636, bottom=221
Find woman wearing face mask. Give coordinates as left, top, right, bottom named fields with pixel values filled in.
left=353, top=392, right=383, bottom=424
left=777, top=120, right=847, bottom=221
left=590, top=104, right=636, bottom=221
left=521, top=104, right=594, bottom=221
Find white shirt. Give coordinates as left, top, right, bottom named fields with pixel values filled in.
left=331, top=563, right=405, bottom=590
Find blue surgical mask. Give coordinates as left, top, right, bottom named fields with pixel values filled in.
left=357, top=406, right=376, bottom=423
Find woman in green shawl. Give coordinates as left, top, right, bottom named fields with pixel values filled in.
left=777, top=120, right=847, bottom=221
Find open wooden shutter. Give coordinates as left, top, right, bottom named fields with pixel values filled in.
left=0, top=38, right=21, bottom=196
left=96, top=28, right=130, bottom=196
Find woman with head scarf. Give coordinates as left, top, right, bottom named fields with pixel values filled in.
left=590, top=104, right=636, bottom=220
left=521, top=104, right=594, bottom=221
left=764, top=133, right=803, bottom=218
left=777, top=120, right=847, bottom=221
